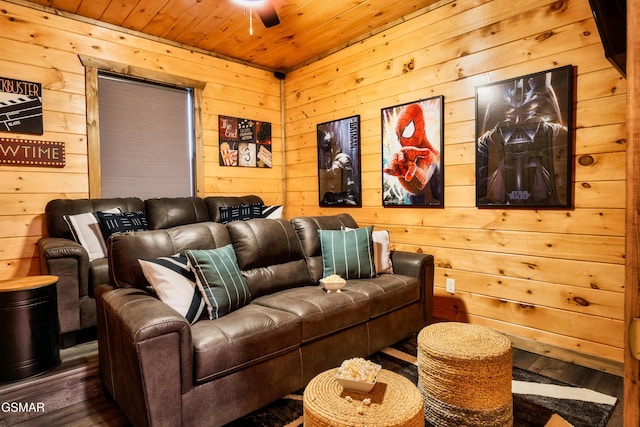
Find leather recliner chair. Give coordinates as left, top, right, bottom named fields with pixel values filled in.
left=37, top=195, right=263, bottom=347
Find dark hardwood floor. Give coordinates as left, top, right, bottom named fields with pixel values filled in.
left=0, top=341, right=129, bottom=427
left=511, top=347, right=624, bottom=427
left=0, top=341, right=624, bottom=426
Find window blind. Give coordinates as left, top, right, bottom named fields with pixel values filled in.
left=98, top=74, right=194, bottom=199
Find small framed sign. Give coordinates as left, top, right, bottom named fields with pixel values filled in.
left=219, top=115, right=272, bottom=168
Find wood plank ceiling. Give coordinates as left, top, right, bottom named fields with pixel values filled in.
left=18, top=0, right=444, bottom=72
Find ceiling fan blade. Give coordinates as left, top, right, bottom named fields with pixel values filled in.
left=257, top=1, right=280, bottom=27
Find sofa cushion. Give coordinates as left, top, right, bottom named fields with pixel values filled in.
left=144, top=197, right=210, bottom=229
left=96, top=210, right=149, bottom=240
left=318, top=226, right=376, bottom=279
left=186, top=245, right=251, bottom=319
left=291, top=214, right=359, bottom=282
left=252, top=286, right=369, bottom=342
left=340, top=274, right=420, bottom=318
left=139, top=254, right=206, bottom=324
left=227, top=218, right=313, bottom=297
left=190, top=304, right=300, bottom=384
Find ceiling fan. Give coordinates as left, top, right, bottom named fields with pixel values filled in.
left=232, top=0, right=280, bottom=28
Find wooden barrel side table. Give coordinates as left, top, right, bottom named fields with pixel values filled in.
left=0, top=275, right=61, bottom=383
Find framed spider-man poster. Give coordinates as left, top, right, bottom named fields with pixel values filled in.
left=475, top=65, right=573, bottom=208
left=381, top=96, right=444, bottom=207
left=317, top=115, right=362, bottom=207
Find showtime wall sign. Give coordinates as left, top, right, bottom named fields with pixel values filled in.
left=0, top=138, right=65, bottom=167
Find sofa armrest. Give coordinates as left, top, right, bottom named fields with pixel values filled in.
left=37, top=236, right=90, bottom=334
left=38, top=236, right=86, bottom=260
left=96, top=285, right=192, bottom=427
left=390, top=251, right=435, bottom=324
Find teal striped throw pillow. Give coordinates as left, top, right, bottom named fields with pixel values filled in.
left=318, top=226, right=377, bottom=279
left=186, top=245, right=251, bottom=319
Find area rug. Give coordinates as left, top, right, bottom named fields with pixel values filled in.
left=225, top=335, right=617, bottom=427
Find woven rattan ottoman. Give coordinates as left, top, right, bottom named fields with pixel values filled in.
left=417, top=322, right=512, bottom=426
left=303, top=368, right=424, bottom=427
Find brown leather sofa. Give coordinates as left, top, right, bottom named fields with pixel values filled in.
left=95, top=213, right=434, bottom=427
left=37, top=195, right=262, bottom=347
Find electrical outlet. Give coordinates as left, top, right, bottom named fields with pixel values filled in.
left=445, top=278, right=455, bottom=294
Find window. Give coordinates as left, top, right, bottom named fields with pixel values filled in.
left=79, top=55, right=206, bottom=198
left=98, top=74, right=194, bottom=199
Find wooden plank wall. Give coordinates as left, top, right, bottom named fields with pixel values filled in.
left=0, top=0, right=627, bottom=370
left=285, top=0, right=627, bottom=366
left=0, top=1, right=284, bottom=280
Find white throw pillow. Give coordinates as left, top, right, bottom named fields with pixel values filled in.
left=63, top=208, right=120, bottom=261
left=139, top=254, right=206, bottom=324
left=262, top=205, right=284, bottom=219
left=371, top=229, right=393, bottom=274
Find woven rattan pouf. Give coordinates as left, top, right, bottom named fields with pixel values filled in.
left=417, top=322, right=513, bottom=427
left=304, top=368, right=424, bottom=427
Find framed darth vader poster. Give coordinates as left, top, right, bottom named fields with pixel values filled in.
left=381, top=96, right=444, bottom=207
left=475, top=65, right=573, bottom=208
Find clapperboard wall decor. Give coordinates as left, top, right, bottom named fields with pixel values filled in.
left=0, top=76, right=44, bottom=135
left=218, top=115, right=272, bottom=168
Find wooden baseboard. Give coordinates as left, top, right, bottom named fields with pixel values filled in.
left=506, top=333, right=624, bottom=377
